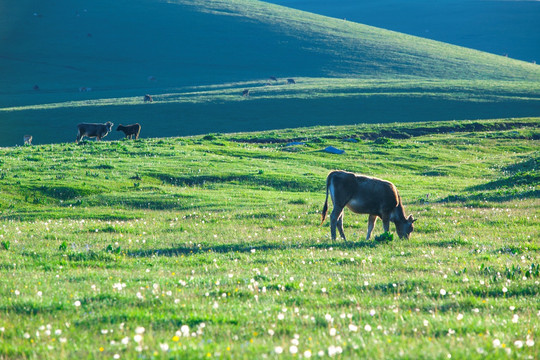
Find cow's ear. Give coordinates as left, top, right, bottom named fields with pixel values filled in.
left=408, top=215, right=416, bottom=223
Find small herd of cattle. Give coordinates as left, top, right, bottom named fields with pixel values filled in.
left=47, top=127, right=418, bottom=241
left=25, top=76, right=418, bottom=241
left=28, top=77, right=298, bottom=144
left=75, top=122, right=141, bottom=142
left=26, top=122, right=141, bottom=145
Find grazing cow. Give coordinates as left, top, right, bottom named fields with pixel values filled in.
left=321, top=170, right=416, bottom=241
left=23, top=135, right=32, bottom=145
left=144, top=94, right=153, bottom=102
left=116, top=123, right=141, bottom=139
left=242, top=89, right=250, bottom=97
left=287, top=78, right=296, bottom=84
left=269, top=76, right=278, bottom=82
left=76, top=122, right=114, bottom=143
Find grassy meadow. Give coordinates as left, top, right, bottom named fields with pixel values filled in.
left=0, top=117, right=538, bottom=359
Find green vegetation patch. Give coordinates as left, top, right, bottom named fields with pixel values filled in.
left=0, top=118, right=538, bottom=359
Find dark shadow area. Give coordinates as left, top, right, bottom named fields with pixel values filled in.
left=467, top=172, right=538, bottom=191
left=31, top=185, right=99, bottom=201
left=128, top=238, right=380, bottom=258
left=231, top=119, right=538, bottom=144
left=440, top=189, right=539, bottom=204
left=504, top=156, right=538, bottom=174
left=430, top=238, right=470, bottom=248
left=149, top=172, right=318, bottom=192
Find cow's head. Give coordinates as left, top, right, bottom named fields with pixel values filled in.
left=396, top=215, right=416, bottom=239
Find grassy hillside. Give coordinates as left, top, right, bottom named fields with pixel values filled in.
left=0, top=118, right=538, bottom=359
left=265, top=0, right=540, bottom=63
left=2, top=78, right=540, bottom=145
left=1, top=0, right=539, bottom=146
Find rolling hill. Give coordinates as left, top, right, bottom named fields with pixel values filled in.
left=1, top=0, right=539, bottom=146
left=264, top=0, right=540, bottom=63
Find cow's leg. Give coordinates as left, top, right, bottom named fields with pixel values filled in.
left=330, top=207, right=344, bottom=241
left=382, top=217, right=390, bottom=233
left=337, top=212, right=347, bottom=240
left=366, top=214, right=377, bottom=240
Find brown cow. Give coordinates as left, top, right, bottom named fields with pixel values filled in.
left=116, top=123, right=141, bottom=139
left=321, top=170, right=415, bottom=241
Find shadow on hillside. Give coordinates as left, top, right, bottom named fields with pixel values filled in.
left=230, top=120, right=538, bottom=144
left=466, top=172, right=538, bottom=192
left=128, top=239, right=378, bottom=257
left=149, top=172, right=317, bottom=192
left=440, top=189, right=539, bottom=204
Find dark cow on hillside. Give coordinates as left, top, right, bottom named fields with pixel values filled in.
left=287, top=78, right=296, bottom=84
left=144, top=94, right=153, bottom=102
left=242, top=89, right=250, bottom=97
left=116, top=123, right=141, bottom=140
left=321, top=170, right=416, bottom=241
left=76, top=122, right=114, bottom=143
left=269, top=76, right=278, bottom=82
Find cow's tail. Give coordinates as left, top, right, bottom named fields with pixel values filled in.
left=321, top=173, right=332, bottom=225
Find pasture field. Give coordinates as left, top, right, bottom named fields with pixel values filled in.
left=0, top=117, right=538, bottom=359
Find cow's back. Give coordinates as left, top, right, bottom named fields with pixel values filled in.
left=78, top=123, right=97, bottom=131
left=329, top=171, right=400, bottom=216
left=354, top=175, right=399, bottom=212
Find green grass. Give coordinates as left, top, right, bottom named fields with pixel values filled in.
left=0, top=118, right=538, bottom=359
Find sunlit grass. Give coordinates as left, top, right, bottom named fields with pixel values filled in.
left=0, top=118, right=538, bottom=359
left=2, top=78, right=539, bottom=113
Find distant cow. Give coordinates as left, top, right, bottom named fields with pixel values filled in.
left=144, top=94, right=153, bottom=102
left=321, top=170, right=416, bottom=241
left=242, top=89, right=250, bottom=97
left=76, top=122, right=114, bottom=143
left=269, top=76, right=278, bottom=82
left=23, top=135, right=33, bottom=145
left=287, top=78, right=296, bottom=84
left=116, top=123, right=141, bottom=139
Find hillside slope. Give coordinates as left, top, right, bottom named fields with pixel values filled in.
left=2, top=0, right=538, bottom=98
left=1, top=0, right=539, bottom=146
left=264, top=0, right=540, bottom=63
